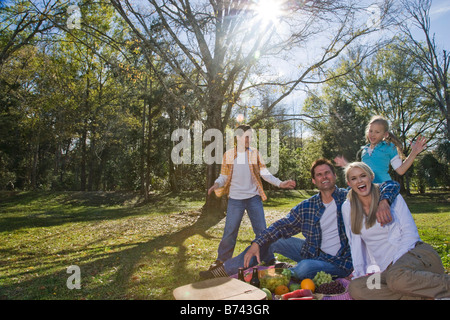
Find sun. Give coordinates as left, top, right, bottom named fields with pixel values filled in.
left=253, top=0, right=283, bottom=24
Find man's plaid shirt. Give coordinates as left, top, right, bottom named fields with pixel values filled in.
left=253, top=182, right=400, bottom=275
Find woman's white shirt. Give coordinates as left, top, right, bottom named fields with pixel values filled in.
left=342, top=194, right=421, bottom=278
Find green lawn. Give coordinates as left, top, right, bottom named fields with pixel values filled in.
left=0, top=190, right=448, bottom=300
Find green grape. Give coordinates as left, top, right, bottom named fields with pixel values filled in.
left=313, top=271, right=333, bottom=287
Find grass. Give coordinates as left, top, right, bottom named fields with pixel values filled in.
left=0, top=189, right=448, bottom=300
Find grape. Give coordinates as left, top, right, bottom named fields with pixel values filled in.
left=312, top=271, right=333, bottom=287
left=315, top=281, right=345, bottom=295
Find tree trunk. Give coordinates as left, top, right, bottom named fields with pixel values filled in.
left=80, top=126, right=87, bottom=191
left=80, top=75, right=90, bottom=191
left=202, top=105, right=227, bottom=217
left=87, top=118, right=96, bottom=191
left=146, top=97, right=152, bottom=197
left=140, top=76, right=148, bottom=199
left=203, top=162, right=227, bottom=217
left=31, top=141, right=39, bottom=190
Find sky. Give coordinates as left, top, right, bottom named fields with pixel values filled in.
left=270, top=0, right=450, bottom=137
left=283, top=0, right=450, bottom=113
left=424, top=0, right=450, bottom=49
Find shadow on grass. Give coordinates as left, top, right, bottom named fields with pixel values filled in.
left=0, top=191, right=224, bottom=300
left=3, top=190, right=447, bottom=299
left=0, top=191, right=204, bottom=233
left=404, top=192, right=450, bottom=214
left=1, top=210, right=224, bottom=300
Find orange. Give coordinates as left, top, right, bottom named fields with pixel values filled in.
left=274, top=285, right=289, bottom=295
left=300, top=278, right=316, bottom=292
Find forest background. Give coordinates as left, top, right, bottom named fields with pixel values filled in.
left=1, top=0, right=449, bottom=212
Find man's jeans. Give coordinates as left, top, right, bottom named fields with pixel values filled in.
left=217, top=195, right=269, bottom=262
left=224, top=237, right=350, bottom=280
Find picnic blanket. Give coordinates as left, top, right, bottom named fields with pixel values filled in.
left=230, top=265, right=353, bottom=300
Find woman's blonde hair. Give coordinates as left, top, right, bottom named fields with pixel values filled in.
left=344, top=162, right=380, bottom=234
left=366, top=116, right=404, bottom=159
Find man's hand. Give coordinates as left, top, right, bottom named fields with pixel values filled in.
left=376, top=199, right=392, bottom=226
left=280, top=180, right=296, bottom=189
left=244, top=242, right=261, bottom=268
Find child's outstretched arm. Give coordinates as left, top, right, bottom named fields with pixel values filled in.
left=395, top=136, right=427, bottom=176
left=334, top=155, right=349, bottom=168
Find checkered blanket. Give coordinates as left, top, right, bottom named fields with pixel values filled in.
left=230, top=265, right=353, bottom=300
left=319, top=278, right=352, bottom=300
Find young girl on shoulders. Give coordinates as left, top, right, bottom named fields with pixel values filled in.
left=335, top=116, right=427, bottom=183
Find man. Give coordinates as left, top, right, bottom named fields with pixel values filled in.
left=200, top=158, right=399, bottom=280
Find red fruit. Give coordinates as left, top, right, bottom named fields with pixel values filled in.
left=288, top=296, right=314, bottom=300
left=281, top=289, right=313, bottom=300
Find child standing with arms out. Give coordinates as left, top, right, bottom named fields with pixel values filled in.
left=335, top=116, right=427, bottom=184
left=205, top=125, right=296, bottom=274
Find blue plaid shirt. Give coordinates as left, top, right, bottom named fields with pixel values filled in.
left=254, top=182, right=400, bottom=274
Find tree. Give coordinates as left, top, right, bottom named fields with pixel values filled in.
left=0, top=0, right=65, bottom=65
left=110, top=0, right=398, bottom=216
left=0, top=45, right=38, bottom=189
left=303, top=88, right=369, bottom=184
left=414, top=152, right=448, bottom=193
left=0, top=0, right=69, bottom=189
left=316, top=39, right=443, bottom=191
left=399, top=0, right=449, bottom=139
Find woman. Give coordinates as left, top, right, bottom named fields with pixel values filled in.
left=342, top=162, right=449, bottom=300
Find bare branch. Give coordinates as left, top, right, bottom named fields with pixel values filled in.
left=398, top=0, right=449, bottom=137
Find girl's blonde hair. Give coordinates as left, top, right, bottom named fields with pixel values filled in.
left=366, top=116, right=404, bottom=158
left=344, top=162, right=380, bottom=234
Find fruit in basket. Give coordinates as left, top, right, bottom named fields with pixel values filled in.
left=281, top=268, right=291, bottom=277
left=281, top=289, right=313, bottom=300
left=313, top=271, right=333, bottom=287
left=259, top=268, right=291, bottom=292
left=261, top=288, right=272, bottom=300
left=289, top=283, right=301, bottom=291
left=274, top=285, right=289, bottom=295
left=315, top=280, right=345, bottom=295
left=300, top=278, right=315, bottom=292
left=287, top=296, right=314, bottom=300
